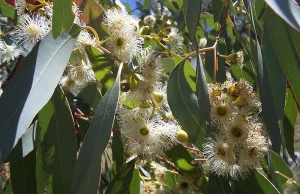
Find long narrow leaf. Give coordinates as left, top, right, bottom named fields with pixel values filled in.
left=0, top=24, right=81, bottom=163
left=72, top=63, right=123, bottom=194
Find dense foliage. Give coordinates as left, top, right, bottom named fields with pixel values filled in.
left=0, top=0, right=300, bottom=193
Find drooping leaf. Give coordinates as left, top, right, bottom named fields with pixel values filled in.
left=105, top=159, right=136, bottom=194
left=129, top=169, right=140, bottom=194
left=0, top=24, right=81, bottom=163
left=52, top=0, right=74, bottom=38
left=35, top=147, right=45, bottom=194
left=182, top=0, right=201, bottom=39
left=112, top=132, right=124, bottom=173
left=0, top=0, right=16, bottom=20
left=196, top=54, right=211, bottom=121
left=266, top=9, right=300, bottom=106
left=208, top=174, right=233, bottom=194
left=255, top=40, right=281, bottom=153
left=166, top=144, right=201, bottom=175
left=183, top=1, right=212, bottom=121
left=5, top=121, right=37, bottom=162
left=167, top=60, right=214, bottom=147
left=10, top=150, right=37, bottom=194
left=261, top=23, right=286, bottom=120
left=283, top=88, right=297, bottom=161
left=234, top=170, right=280, bottom=194
left=264, top=0, right=300, bottom=32
left=38, top=87, right=77, bottom=194
left=72, top=63, right=122, bottom=194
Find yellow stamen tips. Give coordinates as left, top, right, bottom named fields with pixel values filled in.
left=216, top=147, right=226, bottom=157
left=231, top=127, right=242, bottom=138
left=65, top=78, right=75, bottom=87
left=139, top=127, right=149, bottom=136
left=152, top=92, right=164, bottom=104
left=213, top=89, right=222, bottom=96
left=233, top=96, right=247, bottom=106
left=249, top=147, right=258, bottom=157
left=129, top=75, right=138, bottom=91
left=116, top=37, right=125, bottom=47
left=228, top=85, right=241, bottom=97
left=217, top=106, right=227, bottom=116
left=176, top=128, right=189, bottom=142
left=139, top=100, right=151, bottom=108
left=26, top=26, right=39, bottom=38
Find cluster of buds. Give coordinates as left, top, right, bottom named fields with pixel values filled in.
left=203, top=78, right=268, bottom=180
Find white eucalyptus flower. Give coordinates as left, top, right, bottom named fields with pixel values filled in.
left=12, top=14, right=51, bottom=49
left=0, top=41, right=22, bottom=63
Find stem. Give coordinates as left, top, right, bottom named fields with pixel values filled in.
left=157, top=156, right=180, bottom=173
left=274, top=171, right=300, bottom=187
left=71, top=104, right=85, bottom=142
left=182, top=46, right=215, bottom=61
left=183, top=145, right=201, bottom=153
left=81, top=26, right=100, bottom=44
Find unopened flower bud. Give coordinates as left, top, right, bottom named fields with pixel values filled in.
left=152, top=92, right=164, bottom=104
left=176, top=128, right=189, bottom=142
left=129, top=75, right=139, bottom=91
left=141, top=26, right=150, bottom=35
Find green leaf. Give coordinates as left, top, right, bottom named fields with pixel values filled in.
left=0, top=24, right=81, bottom=163
left=166, top=144, right=201, bottom=175
left=0, top=0, right=16, bottom=20
left=38, top=87, right=77, bottom=194
left=36, top=147, right=45, bottom=194
left=129, top=169, right=140, bottom=194
left=112, top=132, right=124, bottom=173
left=283, top=88, right=297, bottom=161
left=208, top=174, right=233, bottom=194
left=5, top=121, right=37, bottom=162
left=72, top=64, right=122, bottom=194
left=105, top=159, right=136, bottom=194
left=256, top=40, right=281, bottom=153
left=234, top=170, right=280, bottom=194
left=73, top=0, right=107, bottom=38
left=167, top=60, right=213, bottom=147
left=183, top=0, right=201, bottom=39
left=10, top=150, right=37, bottom=194
left=212, top=0, right=226, bottom=23
left=264, top=0, right=300, bottom=32
left=267, top=9, right=300, bottom=106
left=52, top=0, right=74, bottom=38
left=78, top=83, right=102, bottom=110
left=86, top=46, right=116, bottom=91
left=3, top=180, right=13, bottom=194
left=161, top=58, right=176, bottom=74
left=269, top=151, right=293, bottom=193
left=261, top=23, right=286, bottom=120
left=196, top=54, right=211, bottom=121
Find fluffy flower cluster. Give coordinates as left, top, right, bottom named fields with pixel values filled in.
left=117, top=47, right=180, bottom=159
left=118, top=105, right=178, bottom=158
left=203, top=78, right=268, bottom=180
left=104, top=8, right=143, bottom=62
left=60, top=54, right=96, bottom=96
